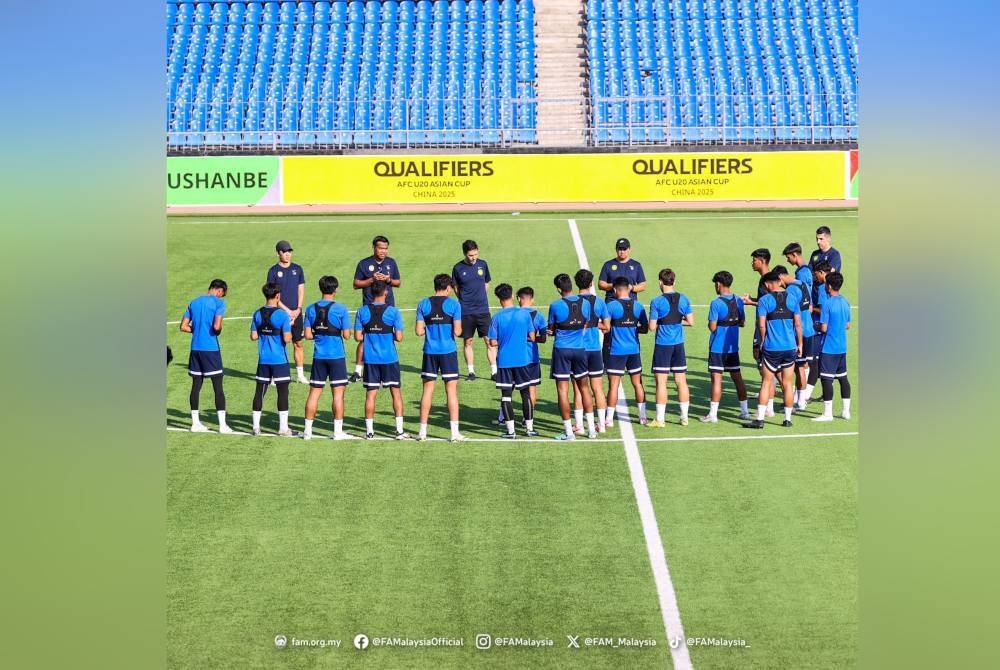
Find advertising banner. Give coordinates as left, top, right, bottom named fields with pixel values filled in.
left=167, top=156, right=281, bottom=206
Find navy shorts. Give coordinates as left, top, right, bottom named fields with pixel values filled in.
left=652, top=343, right=687, bottom=373
left=526, top=362, right=542, bottom=385
left=797, top=335, right=815, bottom=364
left=256, top=362, right=291, bottom=383
left=708, top=352, right=742, bottom=372
left=421, top=352, right=460, bottom=380
left=363, top=362, right=401, bottom=388
left=310, top=358, right=348, bottom=388
left=819, top=353, right=848, bottom=378
left=761, top=349, right=797, bottom=372
left=812, top=330, right=825, bottom=361
left=461, top=312, right=492, bottom=339
left=550, top=347, right=589, bottom=380
left=495, top=365, right=540, bottom=390
left=291, top=313, right=304, bottom=342
left=584, top=349, right=605, bottom=376
left=607, top=353, right=643, bottom=376
left=188, top=350, right=223, bottom=377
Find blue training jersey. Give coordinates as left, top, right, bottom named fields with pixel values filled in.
left=184, top=294, right=226, bottom=352
left=522, top=307, right=547, bottom=364
left=579, top=293, right=610, bottom=352
left=488, top=306, right=534, bottom=368
left=251, top=306, right=291, bottom=365
left=820, top=295, right=852, bottom=354
left=795, top=265, right=814, bottom=298
left=606, top=298, right=647, bottom=356
left=786, top=282, right=815, bottom=338
left=416, top=296, right=462, bottom=355
left=708, top=294, right=744, bottom=354
left=649, top=292, right=693, bottom=345
left=304, top=300, right=350, bottom=360
left=354, top=303, right=404, bottom=364
left=757, top=291, right=798, bottom=352
left=812, top=281, right=829, bottom=321
left=547, top=295, right=591, bottom=350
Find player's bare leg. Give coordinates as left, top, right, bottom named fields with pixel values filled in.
left=779, top=366, right=796, bottom=426
left=444, top=379, right=465, bottom=441
left=701, top=371, right=724, bottom=423
left=330, top=386, right=351, bottom=439
left=389, top=386, right=409, bottom=439
left=349, top=342, right=364, bottom=383
left=302, top=385, right=324, bottom=439
left=674, top=372, right=690, bottom=425
left=629, top=372, right=648, bottom=424
left=571, top=376, right=585, bottom=433
left=576, top=375, right=597, bottom=437
left=745, top=367, right=775, bottom=429
left=363, top=389, right=378, bottom=438
left=590, top=375, right=608, bottom=432
left=463, top=337, right=476, bottom=379
left=294, top=340, right=307, bottom=383
left=417, top=379, right=435, bottom=441
left=554, top=380, right=576, bottom=440
left=652, top=372, right=670, bottom=427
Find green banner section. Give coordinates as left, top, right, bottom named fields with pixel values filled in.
left=167, top=156, right=280, bottom=205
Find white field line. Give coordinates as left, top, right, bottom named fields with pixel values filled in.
left=569, top=217, right=692, bottom=669
left=168, top=212, right=858, bottom=225
left=165, top=426, right=858, bottom=444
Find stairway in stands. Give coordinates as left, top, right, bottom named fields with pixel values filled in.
left=534, top=0, right=588, bottom=146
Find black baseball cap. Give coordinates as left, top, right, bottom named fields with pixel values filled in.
left=275, top=240, right=293, bottom=252
left=616, top=237, right=631, bottom=250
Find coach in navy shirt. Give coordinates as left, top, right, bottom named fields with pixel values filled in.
left=349, top=235, right=402, bottom=383
left=451, top=239, right=496, bottom=381
left=267, top=240, right=307, bottom=384
left=809, top=226, right=843, bottom=273
left=598, top=237, right=647, bottom=300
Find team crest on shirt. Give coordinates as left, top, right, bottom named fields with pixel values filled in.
left=611, top=264, right=618, bottom=270
left=629, top=265, right=634, bottom=270
left=276, top=271, right=283, bottom=278
left=477, top=268, right=484, bottom=276
left=368, top=265, right=374, bottom=271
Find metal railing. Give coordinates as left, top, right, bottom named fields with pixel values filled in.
left=165, top=92, right=858, bottom=152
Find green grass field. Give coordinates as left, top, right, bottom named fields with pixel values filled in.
left=167, top=210, right=858, bottom=668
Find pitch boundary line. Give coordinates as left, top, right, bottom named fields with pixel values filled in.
left=168, top=212, right=857, bottom=225
left=569, top=217, right=692, bottom=669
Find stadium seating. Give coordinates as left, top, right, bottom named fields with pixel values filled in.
left=167, top=0, right=538, bottom=147
left=585, top=0, right=858, bottom=143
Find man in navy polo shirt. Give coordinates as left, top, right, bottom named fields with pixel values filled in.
left=598, top=237, right=647, bottom=366
left=743, top=272, right=803, bottom=430
left=354, top=280, right=409, bottom=440
left=350, top=235, right=402, bottom=383
left=648, top=268, right=694, bottom=427
left=267, top=240, right=308, bottom=384
left=180, top=278, right=231, bottom=433
left=415, top=274, right=465, bottom=442
left=451, top=239, right=496, bottom=381
left=489, top=283, right=537, bottom=439
left=548, top=273, right=595, bottom=440
left=301, top=275, right=354, bottom=441
left=809, top=226, right=843, bottom=273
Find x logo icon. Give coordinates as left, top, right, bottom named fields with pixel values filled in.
left=567, top=635, right=580, bottom=649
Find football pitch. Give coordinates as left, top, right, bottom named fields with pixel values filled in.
left=167, top=210, right=858, bottom=669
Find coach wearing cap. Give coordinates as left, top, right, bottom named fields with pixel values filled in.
left=267, top=240, right=308, bottom=384
left=598, top=238, right=647, bottom=300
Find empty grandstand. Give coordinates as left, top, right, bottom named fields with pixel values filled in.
left=165, top=0, right=858, bottom=151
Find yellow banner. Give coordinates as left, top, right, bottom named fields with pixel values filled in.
left=283, top=151, right=846, bottom=204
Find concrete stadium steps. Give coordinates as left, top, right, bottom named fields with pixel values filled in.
left=534, top=0, right=588, bottom=146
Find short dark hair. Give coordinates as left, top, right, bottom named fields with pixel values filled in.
left=773, top=264, right=789, bottom=276
left=814, top=261, right=833, bottom=274
left=318, top=275, right=339, bottom=294
left=751, top=248, right=771, bottom=262
left=516, top=286, right=534, bottom=299
left=761, top=271, right=782, bottom=285
left=816, top=226, right=832, bottom=236
left=494, top=283, right=513, bottom=301
left=462, top=239, right=478, bottom=254
left=826, top=271, right=844, bottom=291
left=262, top=282, right=280, bottom=300
left=553, top=273, right=573, bottom=294
left=658, top=268, right=676, bottom=286
left=433, top=273, right=453, bottom=291
left=372, top=235, right=389, bottom=247
left=208, top=278, right=228, bottom=294
left=371, top=279, right=388, bottom=297
left=782, top=242, right=803, bottom=256
left=574, top=268, right=594, bottom=290
left=712, top=271, right=733, bottom=287
left=612, top=276, right=631, bottom=290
